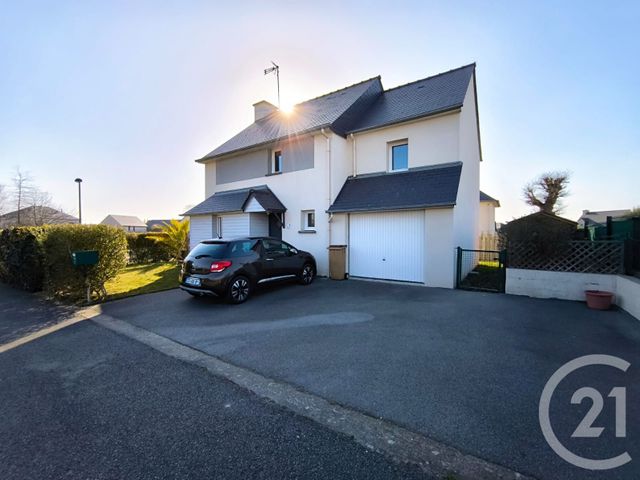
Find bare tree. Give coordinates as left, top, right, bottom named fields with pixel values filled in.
left=26, top=188, right=57, bottom=226
left=12, top=168, right=34, bottom=225
left=523, top=171, right=571, bottom=214
left=0, top=184, right=7, bottom=216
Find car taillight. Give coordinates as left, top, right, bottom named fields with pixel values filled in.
left=210, top=260, right=232, bottom=273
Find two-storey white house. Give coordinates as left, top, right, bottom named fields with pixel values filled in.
left=185, top=64, right=484, bottom=288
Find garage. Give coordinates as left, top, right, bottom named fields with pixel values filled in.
left=349, top=210, right=425, bottom=283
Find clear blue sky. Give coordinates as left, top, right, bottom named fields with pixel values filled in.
left=1, top=0, right=638, bottom=223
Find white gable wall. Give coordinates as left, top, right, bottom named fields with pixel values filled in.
left=453, top=76, right=481, bottom=251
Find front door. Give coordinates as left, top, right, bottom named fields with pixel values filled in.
left=268, top=213, right=283, bottom=240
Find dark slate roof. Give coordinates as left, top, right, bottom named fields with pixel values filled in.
left=183, top=186, right=285, bottom=216
left=480, top=191, right=500, bottom=205
left=344, top=64, right=475, bottom=134
left=201, top=77, right=383, bottom=160
left=327, top=163, right=462, bottom=213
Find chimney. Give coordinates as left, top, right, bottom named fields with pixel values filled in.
left=253, top=100, right=277, bottom=121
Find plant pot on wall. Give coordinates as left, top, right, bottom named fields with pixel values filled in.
left=585, top=290, right=614, bottom=310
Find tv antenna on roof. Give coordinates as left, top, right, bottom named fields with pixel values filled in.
left=264, top=61, right=280, bottom=108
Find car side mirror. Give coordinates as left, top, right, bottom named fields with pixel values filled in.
left=290, top=248, right=298, bottom=255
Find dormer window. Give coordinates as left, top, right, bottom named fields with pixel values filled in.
left=272, top=150, right=282, bottom=174
left=389, top=141, right=408, bottom=171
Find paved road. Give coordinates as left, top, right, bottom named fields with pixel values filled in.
left=0, top=319, right=429, bottom=479
left=102, top=278, right=640, bottom=480
left=0, top=283, right=77, bottom=344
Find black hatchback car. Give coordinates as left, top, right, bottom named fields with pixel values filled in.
left=180, top=237, right=316, bottom=303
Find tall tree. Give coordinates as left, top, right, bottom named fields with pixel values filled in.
left=12, top=168, right=33, bottom=225
left=523, top=171, right=570, bottom=214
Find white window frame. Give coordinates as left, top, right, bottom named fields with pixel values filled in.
left=301, top=210, right=316, bottom=231
left=388, top=140, right=408, bottom=172
left=272, top=149, right=283, bottom=174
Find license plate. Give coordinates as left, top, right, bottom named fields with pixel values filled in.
left=185, top=277, right=201, bottom=287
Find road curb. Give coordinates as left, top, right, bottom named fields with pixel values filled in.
left=92, top=313, right=535, bottom=480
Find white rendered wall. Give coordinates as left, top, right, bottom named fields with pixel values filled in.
left=453, top=77, right=480, bottom=251
left=201, top=133, right=331, bottom=276
left=424, top=208, right=455, bottom=288
left=351, top=112, right=460, bottom=175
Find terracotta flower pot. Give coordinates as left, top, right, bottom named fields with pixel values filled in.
left=585, top=290, right=614, bottom=310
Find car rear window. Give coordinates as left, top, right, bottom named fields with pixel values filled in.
left=189, top=240, right=257, bottom=259
left=189, top=242, right=229, bottom=259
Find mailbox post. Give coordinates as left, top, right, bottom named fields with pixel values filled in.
left=71, top=250, right=99, bottom=303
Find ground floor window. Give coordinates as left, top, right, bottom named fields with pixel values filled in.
left=301, top=210, right=315, bottom=231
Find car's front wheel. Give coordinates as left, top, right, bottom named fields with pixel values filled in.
left=227, top=276, right=251, bottom=304
left=299, top=263, right=315, bottom=285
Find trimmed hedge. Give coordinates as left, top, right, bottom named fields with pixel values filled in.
left=0, top=224, right=128, bottom=301
left=0, top=227, right=48, bottom=292
left=126, top=233, right=172, bottom=264
left=43, top=225, right=128, bottom=300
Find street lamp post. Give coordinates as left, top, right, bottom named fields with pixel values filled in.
left=74, top=178, right=83, bottom=224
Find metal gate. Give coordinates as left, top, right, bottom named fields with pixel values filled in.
left=456, top=247, right=507, bottom=293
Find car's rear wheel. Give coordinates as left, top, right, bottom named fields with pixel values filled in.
left=299, top=263, right=315, bottom=285
left=227, top=276, right=251, bottom=304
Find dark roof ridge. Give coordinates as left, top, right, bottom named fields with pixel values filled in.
left=214, top=185, right=269, bottom=195
left=381, top=63, right=475, bottom=94
left=295, top=75, right=381, bottom=105
left=346, top=161, right=463, bottom=180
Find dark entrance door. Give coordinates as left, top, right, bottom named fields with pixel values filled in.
left=268, top=213, right=282, bottom=240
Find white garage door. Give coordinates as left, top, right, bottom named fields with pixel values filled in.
left=189, top=215, right=213, bottom=250
left=221, top=213, right=250, bottom=239
left=349, top=211, right=425, bottom=283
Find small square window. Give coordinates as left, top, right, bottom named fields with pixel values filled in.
left=302, top=210, right=315, bottom=230
left=390, top=142, right=408, bottom=171
left=272, top=150, right=282, bottom=173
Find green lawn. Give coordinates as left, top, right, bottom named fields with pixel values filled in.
left=105, top=262, right=180, bottom=300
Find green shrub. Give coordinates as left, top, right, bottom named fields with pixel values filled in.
left=43, top=224, right=128, bottom=300
left=126, top=232, right=172, bottom=264
left=0, top=227, right=49, bottom=292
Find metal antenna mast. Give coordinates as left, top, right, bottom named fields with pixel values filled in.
left=264, top=61, right=280, bottom=108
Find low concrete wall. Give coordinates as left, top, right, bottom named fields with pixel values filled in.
left=616, top=275, right=640, bottom=321
left=506, top=268, right=640, bottom=320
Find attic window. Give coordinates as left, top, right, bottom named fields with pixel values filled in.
left=272, top=150, right=282, bottom=174
left=389, top=141, right=408, bottom=171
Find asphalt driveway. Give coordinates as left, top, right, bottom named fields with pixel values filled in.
left=102, top=278, right=640, bottom=480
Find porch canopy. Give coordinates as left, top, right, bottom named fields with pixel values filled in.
left=183, top=185, right=286, bottom=216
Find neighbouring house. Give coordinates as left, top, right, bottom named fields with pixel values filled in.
left=100, top=215, right=147, bottom=233
left=578, top=209, right=631, bottom=228
left=185, top=63, right=483, bottom=288
left=479, top=191, right=500, bottom=234
left=146, top=219, right=173, bottom=232
left=0, top=206, right=78, bottom=228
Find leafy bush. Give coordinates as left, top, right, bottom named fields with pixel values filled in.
left=0, top=227, right=48, bottom=292
left=42, top=224, right=128, bottom=300
left=152, top=219, right=190, bottom=261
left=126, top=232, right=172, bottom=264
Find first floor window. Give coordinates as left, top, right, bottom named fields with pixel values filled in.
left=272, top=150, right=282, bottom=173
left=390, top=141, right=408, bottom=171
left=302, top=210, right=315, bottom=230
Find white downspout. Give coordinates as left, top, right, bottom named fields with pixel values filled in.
left=320, top=128, right=332, bottom=249
left=350, top=133, right=357, bottom=177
